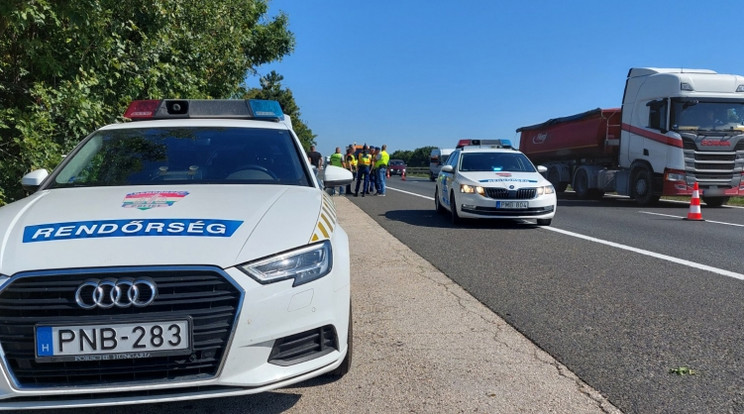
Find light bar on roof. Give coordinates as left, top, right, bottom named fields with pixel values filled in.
left=456, top=139, right=512, bottom=149
left=123, top=99, right=285, bottom=121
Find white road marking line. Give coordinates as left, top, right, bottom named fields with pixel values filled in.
left=641, top=211, right=744, bottom=227
left=543, top=226, right=744, bottom=280
left=388, top=186, right=744, bottom=279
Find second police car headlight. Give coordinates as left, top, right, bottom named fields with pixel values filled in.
left=460, top=184, right=485, bottom=195
left=238, top=240, right=332, bottom=287
left=536, top=185, right=555, bottom=196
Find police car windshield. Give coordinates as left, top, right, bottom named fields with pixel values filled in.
left=50, top=127, right=311, bottom=188
left=460, top=152, right=536, bottom=173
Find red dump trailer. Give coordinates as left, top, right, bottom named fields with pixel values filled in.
left=517, top=108, right=621, bottom=166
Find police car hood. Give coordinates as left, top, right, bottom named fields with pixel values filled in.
left=0, top=185, right=333, bottom=275
left=459, top=171, right=545, bottom=188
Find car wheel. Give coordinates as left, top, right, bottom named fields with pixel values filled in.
left=449, top=191, right=461, bottom=225
left=329, top=302, right=352, bottom=378
left=435, top=187, right=446, bottom=214
left=536, top=218, right=552, bottom=226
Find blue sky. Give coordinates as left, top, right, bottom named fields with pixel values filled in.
left=249, top=0, right=744, bottom=157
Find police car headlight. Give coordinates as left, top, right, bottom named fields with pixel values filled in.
left=536, top=185, right=555, bottom=196
left=460, top=184, right=485, bottom=195
left=238, top=240, right=332, bottom=287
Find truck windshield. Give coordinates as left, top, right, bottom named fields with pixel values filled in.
left=671, top=100, right=744, bottom=131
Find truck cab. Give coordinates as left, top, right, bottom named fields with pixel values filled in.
left=620, top=67, right=744, bottom=206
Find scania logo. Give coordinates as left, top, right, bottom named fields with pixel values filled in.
left=700, top=139, right=731, bottom=147
left=75, top=278, right=157, bottom=309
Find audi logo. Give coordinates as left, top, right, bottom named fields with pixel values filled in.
left=75, top=278, right=158, bottom=309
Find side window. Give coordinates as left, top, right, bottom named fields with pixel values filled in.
left=647, top=99, right=668, bottom=131
left=446, top=151, right=460, bottom=168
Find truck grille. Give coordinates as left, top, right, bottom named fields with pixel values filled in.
left=0, top=267, right=242, bottom=388
left=682, top=138, right=744, bottom=188
left=484, top=188, right=537, bottom=199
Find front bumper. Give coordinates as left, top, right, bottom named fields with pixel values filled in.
left=456, top=192, right=557, bottom=220
left=0, top=261, right=350, bottom=409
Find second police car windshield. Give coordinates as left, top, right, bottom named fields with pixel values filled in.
left=459, top=152, right=536, bottom=173
left=50, top=127, right=311, bottom=188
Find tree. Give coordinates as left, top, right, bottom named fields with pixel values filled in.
left=407, top=146, right=436, bottom=167
left=242, top=70, right=316, bottom=150
left=0, top=0, right=294, bottom=205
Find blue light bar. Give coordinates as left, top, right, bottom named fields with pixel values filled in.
left=249, top=100, right=284, bottom=120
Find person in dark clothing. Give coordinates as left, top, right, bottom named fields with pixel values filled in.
left=307, top=145, right=323, bottom=169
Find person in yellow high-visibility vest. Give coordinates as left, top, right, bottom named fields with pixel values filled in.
left=354, top=145, right=373, bottom=197
left=328, top=147, right=345, bottom=195
left=374, top=144, right=390, bottom=196
left=344, top=146, right=357, bottom=195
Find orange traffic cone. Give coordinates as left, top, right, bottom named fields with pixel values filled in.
left=386, top=168, right=390, bottom=179
left=684, top=182, right=704, bottom=221
left=401, top=170, right=406, bottom=181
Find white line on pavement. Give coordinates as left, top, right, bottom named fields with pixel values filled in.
left=640, top=211, right=744, bottom=227
left=387, top=186, right=744, bottom=280
left=543, top=226, right=744, bottom=281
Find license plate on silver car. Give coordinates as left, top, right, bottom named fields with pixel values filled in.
left=35, top=320, right=191, bottom=361
left=496, top=201, right=528, bottom=209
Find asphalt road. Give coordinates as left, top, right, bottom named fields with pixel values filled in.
left=348, top=175, right=744, bottom=414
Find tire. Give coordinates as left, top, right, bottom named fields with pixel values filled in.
left=702, top=196, right=729, bottom=207
left=435, top=187, right=446, bottom=214
left=548, top=167, right=568, bottom=193
left=449, top=191, right=461, bottom=225
left=631, top=166, right=660, bottom=205
left=329, top=303, right=352, bottom=378
left=536, top=218, right=552, bottom=226
left=573, top=168, right=590, bottom=199
left=429, top=173, right=436, bottom=182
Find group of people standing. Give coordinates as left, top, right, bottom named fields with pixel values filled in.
left=327, top=144, right=389, bottom=197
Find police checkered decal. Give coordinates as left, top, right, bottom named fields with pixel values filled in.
left=311, top=193, right=337, bottom=242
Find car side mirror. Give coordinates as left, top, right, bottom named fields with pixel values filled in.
left=21, top=169, right=49, bottom=193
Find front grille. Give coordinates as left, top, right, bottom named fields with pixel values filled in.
left=0, top=267, right=242, bottom=388
left=681, top=136, right=744, bottom=188
left=484, top=188, right=537, bottom=200
left=268, top=325, right=337, bottom=366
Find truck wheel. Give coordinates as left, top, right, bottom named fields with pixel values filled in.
left=435, top=187, right=446, bottom=214
left=573, top=169, right=590, bottom=199
left=631, top=167, right=660, bottom=205
left=548, top=167, right=568, bottom=193
left=449, top=191, right=461, bottom=225
left=702, top=196, right=729, bottom=207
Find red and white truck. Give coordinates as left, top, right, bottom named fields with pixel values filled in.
left=517, top=67, right=744, bottom=206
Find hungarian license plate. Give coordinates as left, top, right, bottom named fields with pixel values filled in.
left=35, top=320, right=191, bottom=361
left=496, top=201, right=528, bottom=209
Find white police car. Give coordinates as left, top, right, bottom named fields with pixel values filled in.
left=435, top=140, right=556, bottom=225
left=0, top=99, right=354, bottom=409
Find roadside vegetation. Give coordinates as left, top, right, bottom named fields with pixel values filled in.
left=0, top=0, right=311, bottom=206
